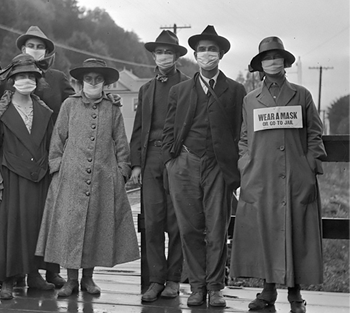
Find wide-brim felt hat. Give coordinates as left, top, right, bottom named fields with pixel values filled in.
left=70, top=58, right=119, bottom=85
left=16, top=26, right=55, bottom=54
left=188, top=25, right=230, bottom=54
left=0, top=54, right=42, bottom=81
left=144, top=30, right=187, bottom=56
left=250, top=36, right=295, bottom=72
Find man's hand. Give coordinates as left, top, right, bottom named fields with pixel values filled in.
left=131, top=166, right=142, bottom=185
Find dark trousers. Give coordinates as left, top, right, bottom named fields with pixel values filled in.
left=167, top=149, right=231, bottom=292
left=142, top=145, right=183, bottom=284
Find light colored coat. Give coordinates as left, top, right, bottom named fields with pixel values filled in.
left=230, top=80, right=326, bottom=287
left=36, top=92, right=139, bottom=269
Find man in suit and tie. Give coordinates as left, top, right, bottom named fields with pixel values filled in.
left=162, top=25, right=246, bottom=307
left=130, top=30, right=189, bottom=302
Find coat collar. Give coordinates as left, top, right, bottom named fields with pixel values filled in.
left=0, top=91, right=52, bottom=159
left=256, top=78, right=297, bottom=107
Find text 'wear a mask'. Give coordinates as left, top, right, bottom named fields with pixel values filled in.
left=196, top=51, right=220, bottom=71
left=155, top=54, right=175, bottom=70
left=261, top=58, right=284, bottom=75
left=14, top=78, right=36, bottom=95
left=83, top=82, right=103, bottom=99
left=25, top=47, right=46, bottom=61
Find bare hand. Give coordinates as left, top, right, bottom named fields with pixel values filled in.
left=131, top=166, right=142, bottom=185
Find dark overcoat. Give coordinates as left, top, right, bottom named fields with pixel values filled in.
left=162, top=71, right=246, bottom=191
left=230, top=80, right=327, bottom=286
left=0, top=91, right=57, bottom=280
left=36, top=92, right=139, bottom=269
left=130, top=70, right=189, bottom=171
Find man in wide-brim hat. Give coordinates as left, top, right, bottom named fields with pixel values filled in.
left=130, top=30, right=189, bottom=303
left=7, top=25, right=74, bottom=290
left=16, top=26, right=74, bottom=124
left=230, top=36, right=326, bottom=313
left=162, top=25, right=246, bottom=307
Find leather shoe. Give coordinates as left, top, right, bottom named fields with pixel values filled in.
left=290, top=300, right=306, bottom=313
left=57, top=279, right=79, bottom=297
left=27, top=273, right=55, bottom=290
left=80, top=277, right=101, bottom=295
left=187, top=290, right=206, bottom=306
left=0, top=277, right=14, bottom=300
left=161, top=281, right=179, bottom=298
left=46, top=273, right=66, bottom=288
left=248, top=291, right=277, bottom=310
left=14, top=275, right=26, bottom=287
left=208, top=290, right=226, bottom=307
left=141, top=283, right=164, bottom=302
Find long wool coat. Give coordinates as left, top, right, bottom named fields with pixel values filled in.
left=230, top=80, right=327, bottom=287
left=0, top=91, right=58, bottom=281
left=36, top=92, right=139, bottom=269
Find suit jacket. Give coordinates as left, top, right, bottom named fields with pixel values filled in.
left=162, top=71, right=246, bottom=190
left=130, top=70, right=189, bottom=171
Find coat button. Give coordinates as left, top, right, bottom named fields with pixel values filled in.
left=92, top=105, right=97, bottom=109
left=91, top=124, right=96, bottom=129
left=92, top=114, right=97, bottom=119
left=279, top=145, right=285, bottom=151
left=86, top=168, right=91, bottom=173
left=30, top=172, right=38, bottom=180
left=30, top=158, right=34, bottom=161
left=90, top=136, right=95, bottom=141
left=85, top=191, right=90, bottom=196
left=87, top=157, right=92, bottom=162
left=86, top=180, right=91, bottom=185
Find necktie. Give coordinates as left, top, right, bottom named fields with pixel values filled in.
left=207, top=79, right=215, bottom=96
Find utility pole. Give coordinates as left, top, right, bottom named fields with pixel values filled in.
left=160, top=23, right=191, bottom=35
left=309, top=66, right=333, bottom=114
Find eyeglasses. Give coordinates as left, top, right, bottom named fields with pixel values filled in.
left=154, top=49, right=175, bottom=55
left=83, top=74, right=105, bottom=85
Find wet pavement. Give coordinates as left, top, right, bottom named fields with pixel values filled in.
left=1, top=202, right=349, bottom=312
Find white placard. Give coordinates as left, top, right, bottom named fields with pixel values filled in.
left=253, top=106, right=303, bottom=132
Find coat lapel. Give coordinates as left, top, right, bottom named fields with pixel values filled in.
left=145, top=79, right=156, bottom=119
left=256, top=84, right=276, bottom=107
left=31, top=99, right=52, bottom=147
left=277, top=80, right=297, bottom=106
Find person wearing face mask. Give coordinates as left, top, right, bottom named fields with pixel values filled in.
left=16, top=26, right=74, bottom=124
left=35, top=58, right=139, bottom=297
left=230, top=37, right=326, bottom=313
left=130, top=30, right=189, bottom=302
left=0, top=54, right=58, bottom=299
left=162, top=25, right=246, bottom=307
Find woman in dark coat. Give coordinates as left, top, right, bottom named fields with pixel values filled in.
left=0, top=54, right=58, bottom=300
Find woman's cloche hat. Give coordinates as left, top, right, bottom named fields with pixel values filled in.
left=249, top=36, right=296, bottom=72
left=0, top=54, right=42, bottom=81
left=16, top=26, right=55, bottom=54
left=70, top=58, right=120, bottom=85
left=188, top=25, right=231, bottom=54
left=144, top=30, right=187, bottom=57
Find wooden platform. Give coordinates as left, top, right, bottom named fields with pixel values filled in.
left=1, top=204, right=349, bottom=312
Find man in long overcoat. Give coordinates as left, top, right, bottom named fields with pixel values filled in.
left=162, top=25, right=246, bottom=307
left=230, top=37, right=327, bottom=313
left=130, top=30, right=188, bottom=302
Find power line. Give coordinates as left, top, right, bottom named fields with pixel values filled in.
left=160, top=24, right=191, bottom=35
left=0, top=23, right=154, bottom=68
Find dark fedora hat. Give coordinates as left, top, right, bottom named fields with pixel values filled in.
left=0, top=54, right=42, bottom=81
left=16, top=26, right=55, bottom=54
left=250, top=36, right=295, bottom=72
left=70, top=58, right=119, bottom=85
left=144, top=30, right=187, bottom=56
left=188, top=25, right=230, bottom=54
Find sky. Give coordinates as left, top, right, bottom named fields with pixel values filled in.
left=77, top=0, right=349, bottom=112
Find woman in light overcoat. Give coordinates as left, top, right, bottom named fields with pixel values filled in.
left=36, top=58, right=139, bottom=297
left=230, top=37, right=326, bottom=313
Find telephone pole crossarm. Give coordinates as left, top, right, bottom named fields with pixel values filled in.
left=160, top=24, right=191, bottom=35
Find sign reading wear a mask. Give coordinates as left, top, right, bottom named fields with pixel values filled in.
left=253, top=105, right=303, bottom=132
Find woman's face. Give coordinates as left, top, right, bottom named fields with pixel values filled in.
left=83, top=72, right=105, bottom=86
left=14, top=73, right=36, bottom=82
